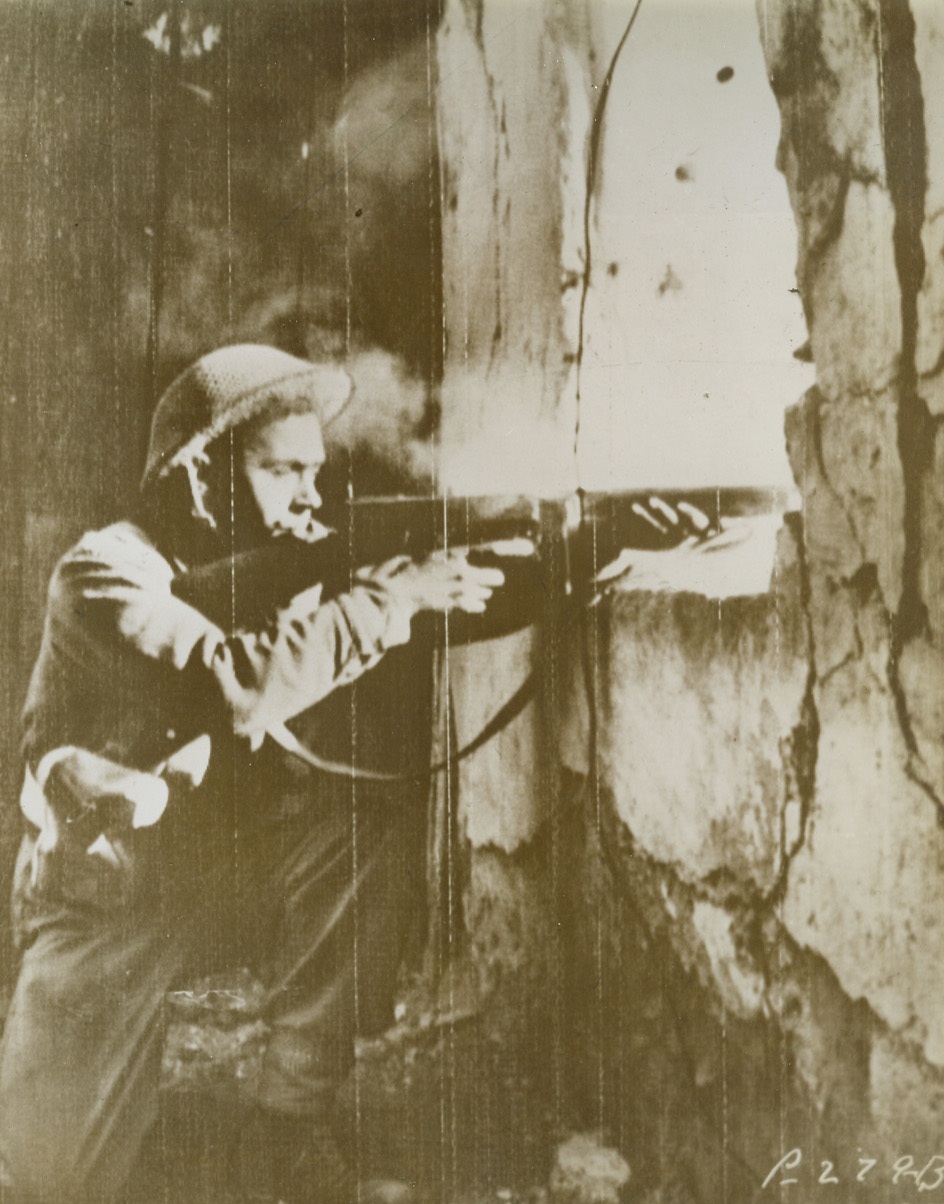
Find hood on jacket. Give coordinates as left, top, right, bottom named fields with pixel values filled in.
left=142, top=344, right=353, bottom=490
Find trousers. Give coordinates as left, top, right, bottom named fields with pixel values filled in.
left=0, top=740, right=424, bottom=1204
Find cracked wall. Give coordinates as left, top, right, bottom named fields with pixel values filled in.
left=763, top=0, right=944, bottom=1072
left=435, top=0, right=944, bottom=1195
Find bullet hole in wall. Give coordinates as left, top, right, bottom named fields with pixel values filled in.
left=657, top=264, right=683, bottom=295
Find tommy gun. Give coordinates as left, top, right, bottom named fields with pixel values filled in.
left=171, top=486, right=791, bottom=783
left=174, top=486, right=793, bottom=638
left=328, top=486, right=793, bottom=636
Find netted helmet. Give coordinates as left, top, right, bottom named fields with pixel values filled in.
left=142, top=344, right=352, bottom=490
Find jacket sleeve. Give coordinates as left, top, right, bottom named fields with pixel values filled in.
left=52, top=525, right=414, bottom=739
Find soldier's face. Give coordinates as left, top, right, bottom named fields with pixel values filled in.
left=240, top=411, right=330, bottom=542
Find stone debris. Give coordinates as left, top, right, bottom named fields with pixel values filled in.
left=548, top=1134, right=631, bottom=1204
left=161, top=968, right=268, bottom=1094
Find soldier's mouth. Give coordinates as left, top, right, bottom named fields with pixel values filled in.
left=273, top=515, right=333, bottom=543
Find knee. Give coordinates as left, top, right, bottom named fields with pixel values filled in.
left=0, top=1150, right=101, bottom=1204
left=0, top=1077, right=142, bottom=1204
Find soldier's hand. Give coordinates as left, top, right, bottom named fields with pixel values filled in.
left=592, top=518, right=757, bottom=596
left=630, top=497, right=715, bottom=546
left=369, top=549, right=506, bottom=615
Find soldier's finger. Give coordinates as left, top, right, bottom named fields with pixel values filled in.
left=453, top=597, right=488, bottom=614
left=648, top=497, right=681, bottom=525
left=632, top=502, right=670, bottom=535
left=676, top=502, right=712, bottom=533
left=474, top=538, right=536, bottom=558
left=461, top=564, right=505, bottom=587
left=451, top=582, right=494, bottom=603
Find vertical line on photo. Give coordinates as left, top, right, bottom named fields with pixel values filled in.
left=431, top=10, right=456, bottom=1182
left=440, top=554, right=455, bottom=1203
left=439, top=0, right=456, bottom=1145
left=772, top=548, right=789, bottom=1162
left=716, top=492, right=723, bottom=631
left=590, top=522, right=605, bottom=1134
left=441, top=206, right=456, bottom=1204
left=144, top=1, right=181, bottom=410
left=658, top=953, right=669, bottom=1192
left=433, top=5, right=447, bottom=503
left=432, top=9, right=460, bottom=1195
left=551, top=617, right=563, bottom=1136
left=296, top=5, right=315, bottom=338
left=776, top=893, right=788, bottom=1174
left=340, top=404, right=365, bottom=1200
left=427, top=0, right=440, bottom=504
left=224, top=0, right=234, bottom=329
left=341, top=0, right=352, bottom=356
left=350, top=676, right=361, bottom=1194
left=227, top=430, right=239, bottom=881
left=447, top=687, right=461, bottom=1197
left=721, top=1003, right=730, bottom=1204
left=110, top=0, right=120, bottom=448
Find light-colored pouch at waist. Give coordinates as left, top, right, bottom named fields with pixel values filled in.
left=18, top=738, right=211, bottom=890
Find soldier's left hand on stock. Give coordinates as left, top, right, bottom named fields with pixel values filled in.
left=593, top=497, right=752, bottom=597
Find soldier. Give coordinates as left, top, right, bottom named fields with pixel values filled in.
left=0, top=344, right=504, bottom=1204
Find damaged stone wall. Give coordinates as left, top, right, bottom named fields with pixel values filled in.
left=766, top=0, right=944, bottom=1160
left=434, top=0, right=944, bottom=1198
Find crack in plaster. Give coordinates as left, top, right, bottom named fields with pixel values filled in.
left=806, top=385, right=869, bottom=565
left=482, top=47, right=503, bottom=372
left=876, top=0, right=944, bottom=820
left=803, top=159, right=891, bottom=288
left=818, top=650, right=858, bottom=686
left=578, top=807, right=774, bottom=1193
left=460, top=0, right=484, bottom=51
left=770, top=514, right=819, bottom=903
left=596, top=770, right=802, bottom=958
left=904, top=756, right=944, bottom=824
left=573, top=0, right=644, bottom=466
left=918, top=345, right=944, bottom=385
left=603, top=770, right=903, bottom=1032
left=798, top=167, right=849, bottom=295
left=879, top=0, right=929, bottom=640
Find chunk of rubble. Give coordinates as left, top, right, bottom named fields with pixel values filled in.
left=548, top=1134, right=631, bottom=1204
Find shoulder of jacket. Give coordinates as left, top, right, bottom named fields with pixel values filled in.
left=58, top=521, right=174, bottom=585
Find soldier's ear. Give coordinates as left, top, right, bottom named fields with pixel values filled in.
left=177, top=453, right=218, bottom=530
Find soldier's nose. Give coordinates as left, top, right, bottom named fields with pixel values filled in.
left=295, top=474, right=322, bottom=510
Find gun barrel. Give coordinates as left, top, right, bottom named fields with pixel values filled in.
left=321, top=486, right=792, bottom=571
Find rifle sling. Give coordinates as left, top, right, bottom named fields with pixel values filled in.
left=268, top=669, right=536, bottom=784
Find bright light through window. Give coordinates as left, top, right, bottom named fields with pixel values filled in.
left=576, top=0, right=813, bottom=492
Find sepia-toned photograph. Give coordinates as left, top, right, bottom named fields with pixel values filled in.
left=0, top=0, right=939, bottom=1201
